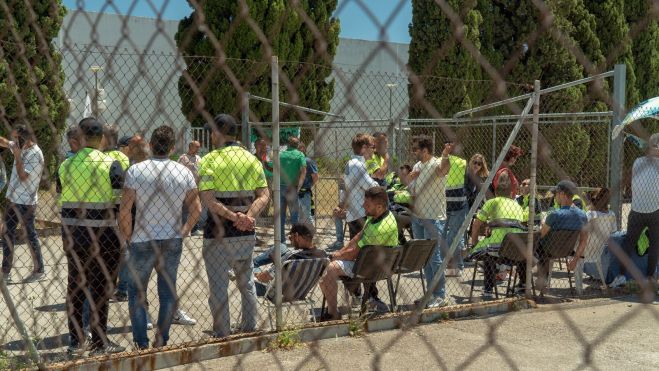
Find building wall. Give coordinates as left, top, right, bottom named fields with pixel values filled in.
left=56, top=12, right=410, bottom=155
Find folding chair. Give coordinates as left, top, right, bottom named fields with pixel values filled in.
left=575, top=214, right=616, bottom=295
left=262, top=258, right=330, bottom=329
left=499, top=231, right=539, bottom=296
left=537, top=230, right=581, bottom=294
left=322, top=245, right=400, bottom=317
left=388, top=239, right=436, bottom=310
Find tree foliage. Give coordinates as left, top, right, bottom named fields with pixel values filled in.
left=407, top=0, right=658, bottom=187
left=0, top=0, right=68, bottom=180
left=176, top=0, right=340, bottom=133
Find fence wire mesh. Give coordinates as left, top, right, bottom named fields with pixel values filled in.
left=0, top=0, right=658, bottom=369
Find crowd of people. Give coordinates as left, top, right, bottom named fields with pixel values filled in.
left=0, top=115, right=656, bottom=356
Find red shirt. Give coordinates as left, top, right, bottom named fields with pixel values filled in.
left=493, top=166, right=518, bottom=198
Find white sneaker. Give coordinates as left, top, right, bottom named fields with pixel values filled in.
left=427, top=296, right=453, bottom=308
left=609, top=275, right=627, bottom=288
left=172, top=309, right=197, bottom=325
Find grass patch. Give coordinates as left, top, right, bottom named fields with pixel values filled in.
left=267, top=328, right=302, bottom=351
left=348, top=318, right=366, bottom=337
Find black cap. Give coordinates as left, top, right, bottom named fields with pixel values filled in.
left=78, top=117, right=103, bottom=137
left=553, top=180, right=578, bottom=197
left=118, top=135, right=132, bottom=147
left=204, top=114, right=239, bottom=136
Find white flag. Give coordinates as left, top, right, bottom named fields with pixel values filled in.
left=83, top=92, right=92, bottom=118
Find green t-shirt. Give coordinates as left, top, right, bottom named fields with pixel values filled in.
left=279, top=147, right=306, bottom=186
left=358, top=211, right=399, bottom=248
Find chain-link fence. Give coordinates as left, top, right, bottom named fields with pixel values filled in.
left=1, top=0, right=658, bottom=369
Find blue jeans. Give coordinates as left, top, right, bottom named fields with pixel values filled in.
left=292, top=191, right=314, bottom=227
left=253, top=243, right=288, bottom=270
left=116, top=248, right=130, bottom=294
left=444, top=206, right=468, bottom=270
left=1, top=203, right=43, bottom=274
left=280, top=185, right=301, bottom=242
left=127, top=238, right=183, bottom=348
left=411, top=218, right=446, bottom=299
left=334, top=216, right=344, bottom=242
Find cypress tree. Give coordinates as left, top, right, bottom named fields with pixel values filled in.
left=407, top=0, right=483, bottom=119
left=176, top=0, right=340, bottom=136
left=625, top=0, right=659, bottom=100
left=0, top=0, right=68, bottom=178
left=585, top=0, right=640, bottom=106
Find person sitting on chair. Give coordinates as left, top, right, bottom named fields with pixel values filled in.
left=467, top=172, right=526, bottom=298
left=534, top=180, right=588, bottom=292
left=254, top=223, right=326, bottom=296
left=319, top=186, right=398, bottom=320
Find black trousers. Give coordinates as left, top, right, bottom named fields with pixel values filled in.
left=620, top=209, right=659, bottom=277
left=64, top=225, right=122, bottom=348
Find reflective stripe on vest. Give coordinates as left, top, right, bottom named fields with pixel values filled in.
left=488, top=218, right=525, bottom=229
left=61, top=201, right=115, bottom=210
left=214, top=190, right=255, bottom=198
left=61, top=218, right=117, bottom=227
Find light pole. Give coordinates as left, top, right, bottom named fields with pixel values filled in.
left=385, top=83, right=398, bottom=170
left=90, top=65, right=103, bottom=117
left=385, top=83, right=398, bottom=120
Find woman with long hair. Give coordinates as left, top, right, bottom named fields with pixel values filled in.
left=466, top=153, right=490, bottom=208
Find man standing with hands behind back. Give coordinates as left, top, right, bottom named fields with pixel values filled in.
left=199, top=114, right=270, bottom=338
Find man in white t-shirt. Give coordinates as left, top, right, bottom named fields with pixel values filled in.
left=119, top=125, right=201, bottom=349
left=0, top=125, right=45, bottom=283
left=408, top=136, right=451, bottom=308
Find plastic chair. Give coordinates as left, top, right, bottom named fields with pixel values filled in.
left=262, top=258, right=329, bottom=328
left=388, top=239, right=436, bottom=310
left=575, top=213, right=616, bottom=295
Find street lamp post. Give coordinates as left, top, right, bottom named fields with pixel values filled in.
left=385, top=83, right=398, bottom=170
left=385, top=83, right=398, bottom=120
left=90, top=65, right=103, bottom=117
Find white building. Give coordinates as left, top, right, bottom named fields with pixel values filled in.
left=56, top=11, right=410, bottom=154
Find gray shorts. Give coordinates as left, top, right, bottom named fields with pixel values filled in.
left=335, top=260, right=355, bottom=278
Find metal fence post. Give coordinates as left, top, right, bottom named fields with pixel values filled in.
left=610, top=64, right=626, bottom=228
left=0, top=278, right=42, bottom=368
left=527, top=80, right=540, bottom=298
left=271, top=56, right=283, bottom=331
left=242, top=92, right=250, bottom=146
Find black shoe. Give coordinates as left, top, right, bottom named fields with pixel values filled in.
left=66, top=344, right=86, bottom=357
left=318, top=313, right=339, bottom=322
left=89, top=342, right=126, bottom=356
left=112, top=290, right=128, bottom=302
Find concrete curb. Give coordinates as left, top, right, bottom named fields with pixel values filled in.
left=49, top=298, right=533, bottom=370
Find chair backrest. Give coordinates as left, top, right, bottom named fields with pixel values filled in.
left=540, top=229, right=581, bottom=259
left=499, top=232, right=538, bottom=262
left=266, top=258, right=330, bottom=303
left=583, top=213, right=617, bottom=261
left=394, top=239, right=436, bottom=273
left=352, top=245, right=401, bottom=282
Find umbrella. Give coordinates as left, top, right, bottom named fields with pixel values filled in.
left=611, top=96, right=659, bottom=139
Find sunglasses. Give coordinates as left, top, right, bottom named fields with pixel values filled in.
left=521, top=182, right=530, bottom=186
left=472, top=161, right=483, bottom=165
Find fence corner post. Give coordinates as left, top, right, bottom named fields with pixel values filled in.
left=610, top=64, right=626, bottom=229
